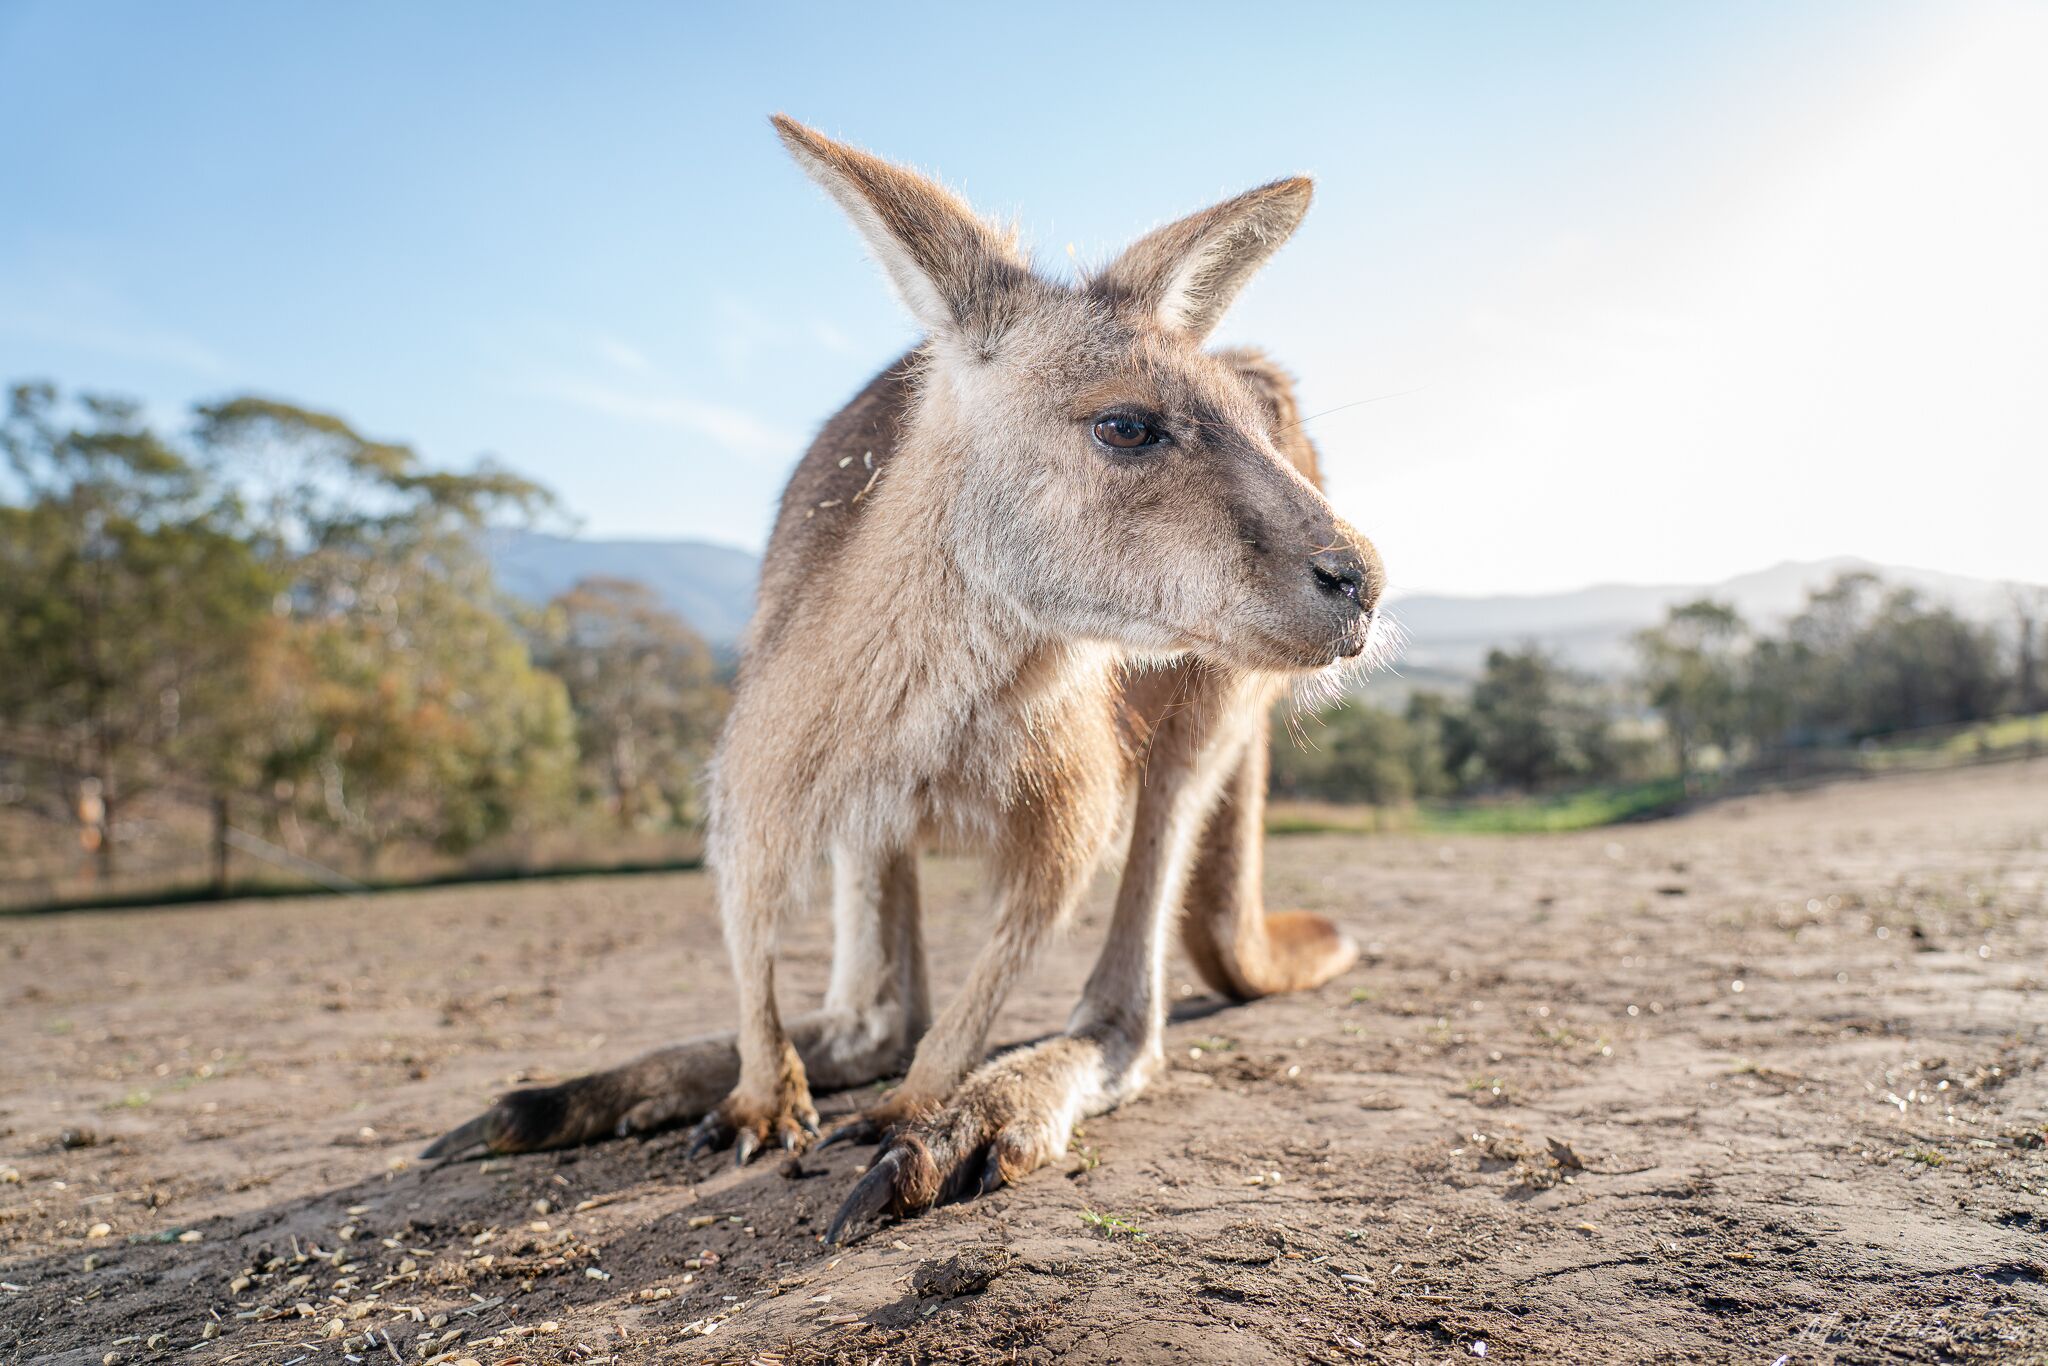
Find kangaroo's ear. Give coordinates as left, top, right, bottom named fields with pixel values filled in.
left=772, top=115, right=1028, bottom=343
left=1095, top=178, right=1312, bottom=339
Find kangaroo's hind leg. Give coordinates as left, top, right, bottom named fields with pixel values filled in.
left=422, top=845, right=928, bottom=1160
left=1179, top=719, right=1359, bottom=1000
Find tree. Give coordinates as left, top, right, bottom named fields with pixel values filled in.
left=1634, top=599, right=1747, bottom=788
left=537, top=577, right=726, bottom=829
left=1776, top=571, right=1884, bottom=744
left=1465, top=647, right=1615, bottom=791
left=2012, top=584, right=2047, bottom=716
left=191, top=396, right=576, bottom=860
left=1398, top=691, right=1460, bottom=798
left=1269, top=702, right=1427, bottom=805
left=0, top=384, right=277, bottom=876
left=1852, top=587, right=2003, bottom=735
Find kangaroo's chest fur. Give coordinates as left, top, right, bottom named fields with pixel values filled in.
left=718, top=355, right=1135, bottom=860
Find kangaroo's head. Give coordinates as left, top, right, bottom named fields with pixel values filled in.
left=775, top=117, right=1382, bottom=672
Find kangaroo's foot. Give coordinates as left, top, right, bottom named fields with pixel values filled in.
left=421, top=1034, right=740, bottom=1160
left=686, top=1040, right=821, bottom=1166
left=1254, top=910, right=1360, bottom=992
left=1188, top=909, right=1360, bottom=1002
left=825, top=1032, right=1153, bottom=1244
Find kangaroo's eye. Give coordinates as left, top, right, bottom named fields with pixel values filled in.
left=1092, top=414, right=1161, bottom=450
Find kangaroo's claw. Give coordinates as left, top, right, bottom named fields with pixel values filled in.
left=420, top=1111, right=499, bottom=1162
left=818, top=1115, right=885, bottom=1150
left=685, top=1112, right=733, bottom=1160
left=978, top=1148, right=1008, bottom=1196
left=823, top=1035, right=1108, bottom=1240
left=686, top=1087, right=820, bottom=1165
left=826, top=1148, right=909, bottom=1244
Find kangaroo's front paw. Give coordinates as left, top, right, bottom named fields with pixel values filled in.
left=826, top=1035, right=1111, bottom=1243
left=687, top=1050, right=820, bottom=1166
left=687, top=1089, right=821, bottom=1165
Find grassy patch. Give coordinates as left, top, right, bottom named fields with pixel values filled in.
left=1417, top=780, right=1689, bottom=834
left=1079, top=1208, right=1146, bottom=1239
left=1264, top=801, right=1416, bottom=836
left=1862, top=711, right=2048, bottom=768
left=1269, top=781, right=1688, bottom=838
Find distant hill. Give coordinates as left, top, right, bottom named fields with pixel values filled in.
left=485, top=535, right=2034, bottom=683
left=486, top=529, right=758, bottom=646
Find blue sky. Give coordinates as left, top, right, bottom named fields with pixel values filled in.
left=3, top=1, right=2042, bottom=594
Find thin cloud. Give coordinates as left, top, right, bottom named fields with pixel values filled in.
left=594, top=335, right=652, bottom=374
left=809, top=320, right=857, bottom=354
left=0, top=309, right=232, bottom=378
left=540, top=376, right=798, bottom=458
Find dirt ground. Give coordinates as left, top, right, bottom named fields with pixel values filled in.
left=3, top=760, right=2045, bottom=1365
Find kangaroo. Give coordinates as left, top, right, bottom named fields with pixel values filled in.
left=426, top=118, right=1385, bottom=1243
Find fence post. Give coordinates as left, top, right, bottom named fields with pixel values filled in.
left=211, top=793, right=231, bottom=897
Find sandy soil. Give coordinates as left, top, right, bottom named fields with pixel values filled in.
left=4, top=760, right=2045, bottom=1364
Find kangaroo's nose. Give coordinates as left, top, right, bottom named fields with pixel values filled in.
left=1309, top=546, right=1371, bottom=611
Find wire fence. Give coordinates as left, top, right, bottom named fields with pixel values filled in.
left=0, top=768, right=703, bottom=913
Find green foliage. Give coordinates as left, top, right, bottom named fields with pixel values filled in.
left=1276, top=570, right=2030, bottom=827
left=1079, top=1208, right=1147, bottom=1239
left=174, top=393, right=579, bottom=858
left=1417, top=780, right=1688, bottom=833
left=1465, top=646, right=1626, bottom=791
left=0, top=386, right=279, bottom=872
left=1634, top=599, right=1745, bottom=784
left=1273, top=703, right=1434, bottom=804
left=535, top=577, right=726, bottom=830
left=1854, top=710, right=2048, bottom=768
left=1272, top=648, right=1647, bottom=812
left=276, top=571, right=576, bottom=857
left=0, top=377, right=684, bottom=886
left=1638, top=572, right=2016, bottom=767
